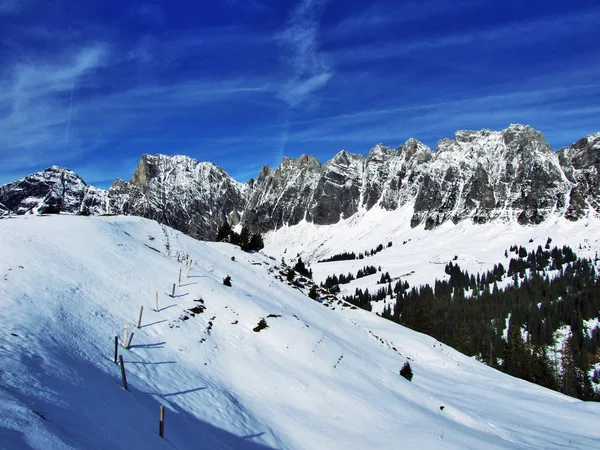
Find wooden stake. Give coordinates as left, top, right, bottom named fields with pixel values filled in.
left=137, top=306, right=144, bottom=329
left=119, top=355, right=128, bottom=390
left=159, top=406, right=165, bottom=438
left=171, top=283, right=176, bottom=298
left=178, top=268, right=182, bottom=287
left=126, top=332, right=135, bottom=349
left=155, top=291, right=159, bottom=312
left=114, top=336, right=118, bottom=363
left=187, top=264, right=191, bottom=278
left=123, top=324, right=128, bottom=348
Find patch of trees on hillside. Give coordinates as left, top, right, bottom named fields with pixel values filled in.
left=380, top=244, right=600, bottom=401
left=216, top=222, right=264, bottom=252
left=318, top=241, right=393, bottom=263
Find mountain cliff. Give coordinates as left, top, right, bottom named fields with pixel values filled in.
left=0, top=166, right=107, bottom=215
left=107, top=154, right=247, bottom=240
left=1, top=125, right=599, bottom=240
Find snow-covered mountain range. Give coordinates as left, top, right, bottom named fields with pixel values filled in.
left=1, top=215, right=599, bottom=449
left=2, top=124, right=600, bottom=448
left=1, top=124, right=599, bottom=240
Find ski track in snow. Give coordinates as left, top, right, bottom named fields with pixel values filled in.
left=0, top=214, right=599, bottom=449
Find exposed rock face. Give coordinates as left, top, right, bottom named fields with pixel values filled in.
left=410, top=125, right=570, bottom=228
left=558, top=133, right=600, bottom=220
left=0, top=166, right=107, bottom=215
left=2, top=125, right=599, bottom=239
left=108, top=154, right=247, bottom=240
left=243, top=154, right=323, bottom=232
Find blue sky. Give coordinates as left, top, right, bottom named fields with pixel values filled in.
left=1, top=0, right=599, bottom=188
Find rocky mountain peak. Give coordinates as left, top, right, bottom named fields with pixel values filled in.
left=299, top=154, right=321, bottom=169
left=328, top=150, right=362, bottom=167
left=130, top=155, right=150, bottom=186
left=366, top=145, right=395, bottom=164
left=0, top=166, right=106, bottom=215
left=279, top=154, right=321, bottom=172
left=398, top=138, right=433, bottom=163
left=257, top=165, right=272, bottom=182
left=2, top=125, right=600, bottom=240
left=502, top=123, right=551, bottom=153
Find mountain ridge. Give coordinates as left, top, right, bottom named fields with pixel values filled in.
left=1, top=124, right=599, bottom=240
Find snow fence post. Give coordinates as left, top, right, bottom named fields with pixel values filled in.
left=122, top=324, right=128, bottom=348
left=178, top=268, right=182, bottom=287
left=159, top=406, right=165, bottom=438
left=155, top=291, right=159, bottom=312
left=126, top=332, right=134, bottom=349
left=119, top=355, right=128, bottom=390
left=137, top=306, right=143, bottom=329
left=187, top=259, right=191, bottom=278
left=114, top=336, right=119, bottom=363
left=171, top=283, right=176, bottom=298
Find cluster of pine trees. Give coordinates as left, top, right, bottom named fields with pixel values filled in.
left=341, top=280, right=409, bottom=311
left=321, top=265, right=384, bottom=292
left=342, top=287, right=388, bottom=309
left=293, top=257, right=313, bottom=279
left=216, top=222, right=264, bottom=252
left=318, top=242, right=392, bottom=263
left=380, top=244, right=600, bottom=401
left=356, top=265, right=378, bottom=279
left=322, top=272, right=355, bottom=290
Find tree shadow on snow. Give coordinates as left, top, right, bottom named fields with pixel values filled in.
left=179, top=282, right=198, bottom=288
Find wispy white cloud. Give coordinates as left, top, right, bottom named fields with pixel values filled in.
left=0, top=41, right=275, bottom=176
left=285, top=82, right=600, bottom=129
left=333, top=8, right=600, bottom=65
left=0, top=45, right=108, bottom=170
left=10, top=45, right=107, bottom=106
left=327, top=0, right=479, bottom=40
left=277, top=0, right=332, bottom=107
left=272, top=0, right=333, bottom=170
left=282, top=82, right=600, bottom=150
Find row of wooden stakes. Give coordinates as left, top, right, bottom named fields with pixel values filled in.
left=112, top=254, right=194, bottom=439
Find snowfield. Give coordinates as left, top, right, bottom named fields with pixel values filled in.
left=265, top=204, right=600, bottom=303
left=1, top=215, right=599, bottom=449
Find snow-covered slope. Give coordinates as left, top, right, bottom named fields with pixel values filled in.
left=1, top=215, right=599, bottom=449
left=265, top=204, right=600, bottom=308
